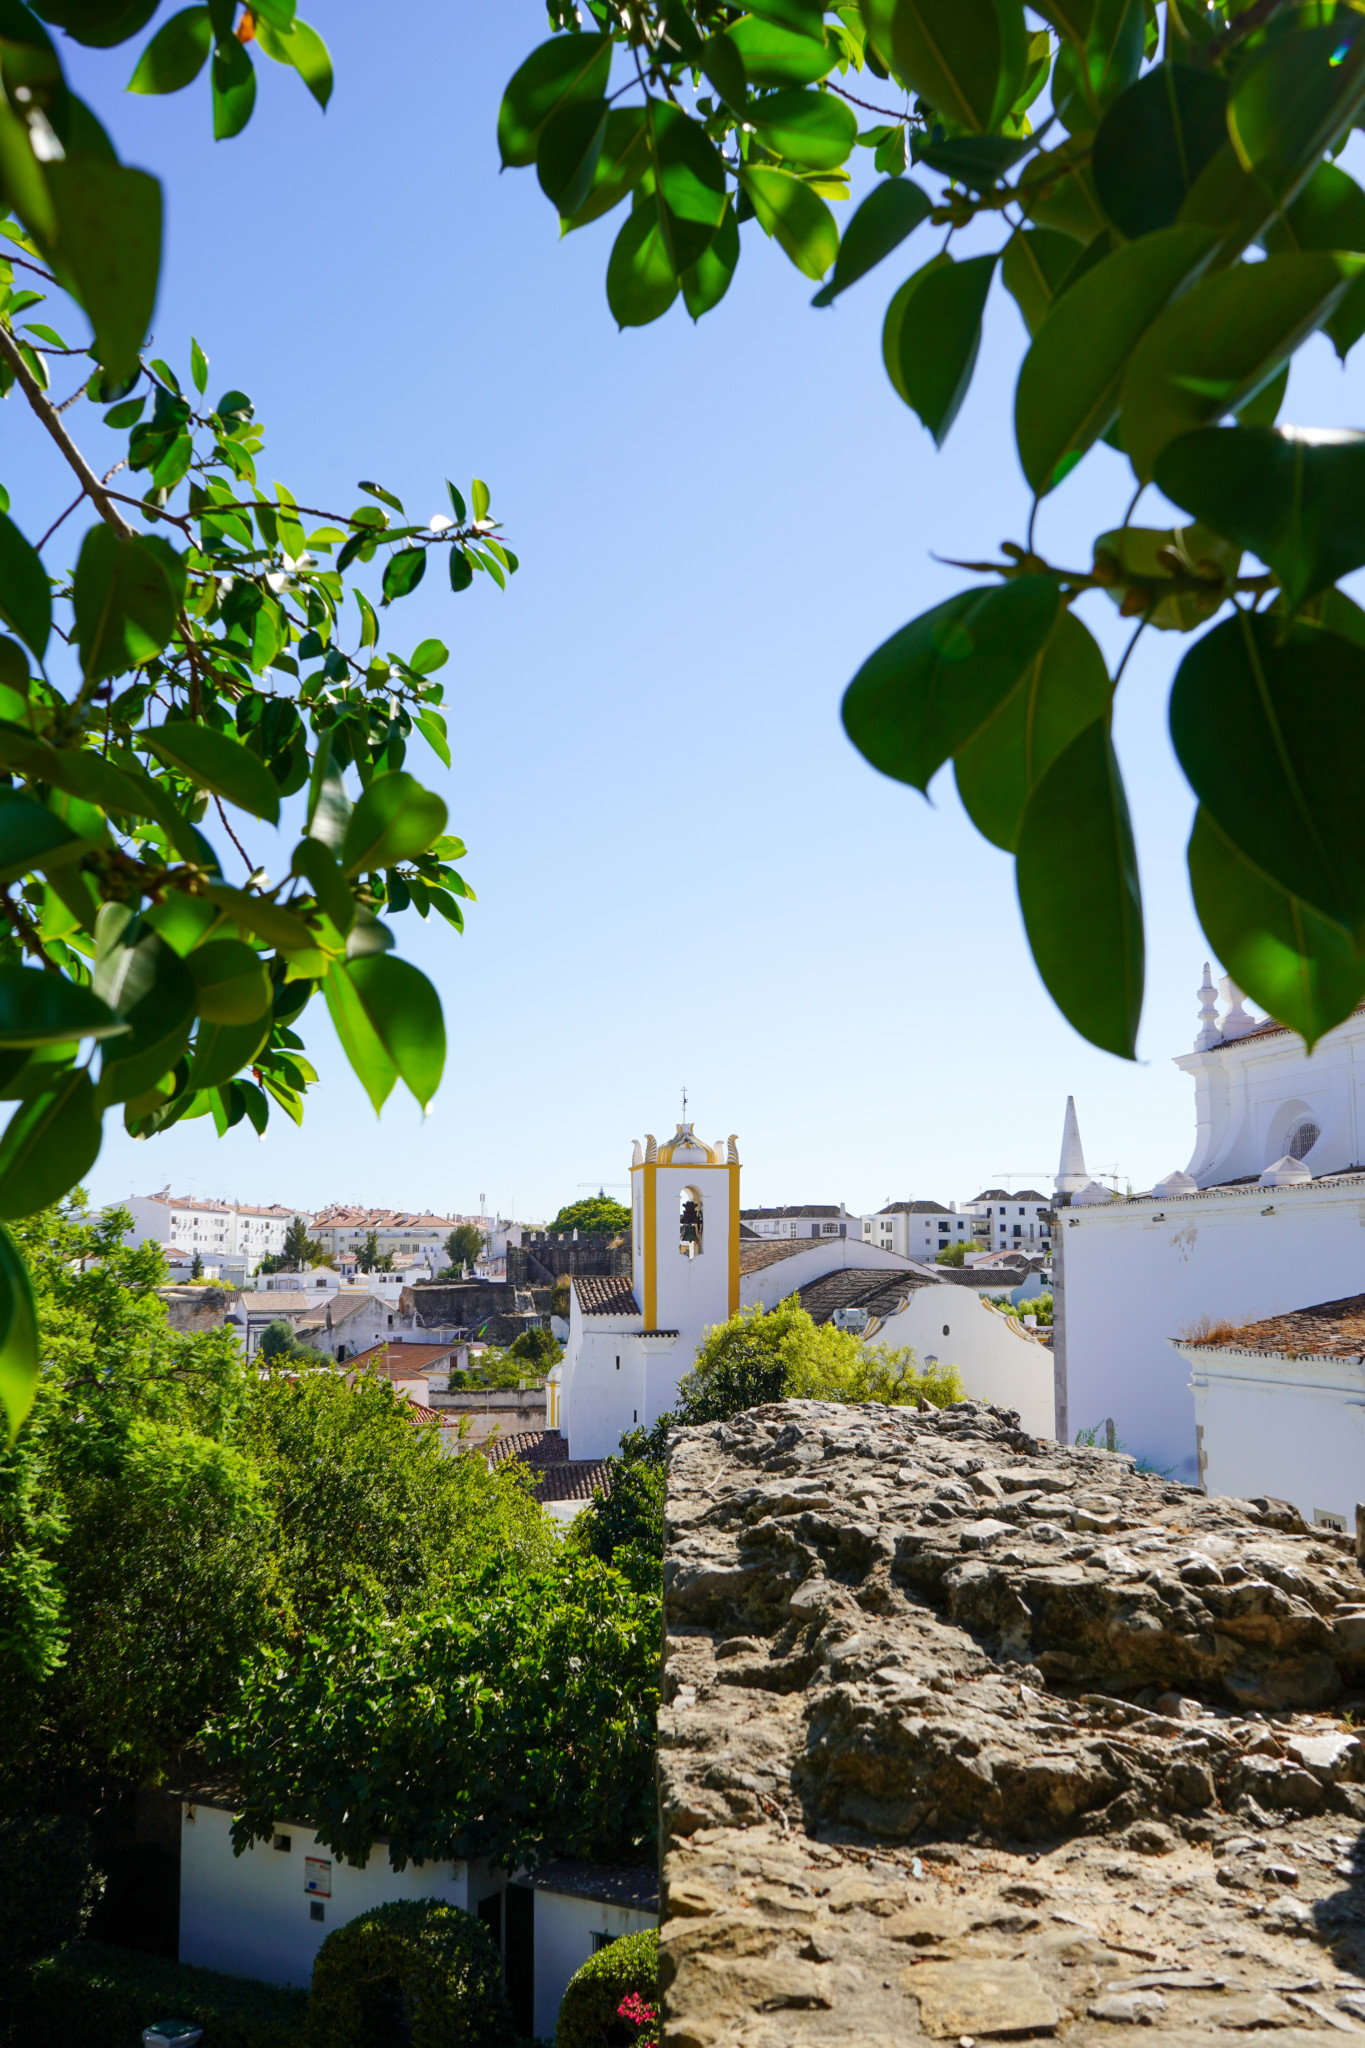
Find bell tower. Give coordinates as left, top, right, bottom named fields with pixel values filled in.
left=631, top=1123, right=739, bottom=1335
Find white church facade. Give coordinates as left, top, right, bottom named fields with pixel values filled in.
left=1057, top=974, right=1365, bottom=1496
left=554, top=1121, right=1056, bottom=1458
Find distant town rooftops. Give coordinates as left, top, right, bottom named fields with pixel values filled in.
left=876, top=1199, right=950, bottom=1216
left=312, top=1207, right=486, bottom=1230
left=740, top=1205, right=844, bottom=1220
left=346, top=1340, right=456, bottom=1378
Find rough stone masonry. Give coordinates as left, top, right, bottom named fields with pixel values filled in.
left=658, top=1399, right=1365, bottom=2047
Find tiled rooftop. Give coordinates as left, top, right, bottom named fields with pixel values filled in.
left=1179, top=1293, right=1365, bottom=1359
left=347, top=1341, right=456, bottom=1377
left=573, top=1274, right=640, bottom=1316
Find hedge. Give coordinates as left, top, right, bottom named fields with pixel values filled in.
left=0, top=1813, right=100, bottom=1962
left=555, top=1930, right=658, bottom=2048
left=6, top=1940, right=307, bottom=2046
left=305, top=1896, right=515, bottom=2048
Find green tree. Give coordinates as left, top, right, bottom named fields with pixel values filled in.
left=280, top=1215, right=324, bottom=1272
left=501, top=2, right=1365, bottom=1068
left=549, top=1193, right=632, bottom=1236
left=508, top=1324, right=562, bottom=1373
left=189, top=1249, right=203, bottom=1280
left=0, top=6, right=520, bottom=1442
left=256, top=1319, right=296, bottom=1362
left=357, top=1230, right=394, bottom=1274
left=572, top=1427, right=666, bottom=1590
left=676, top=1298, right=964, bottom=1418
left=935, top=1240, right=988, bottom=1267
left=444, top=1222, right=485, bottom=1273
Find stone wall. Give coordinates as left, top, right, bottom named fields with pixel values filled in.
left=658, top=1396, right=1365, bottom=2046
left=408, top=1279, right=552, bottom=1345
left=507, top=1233, right=631, bottom=1286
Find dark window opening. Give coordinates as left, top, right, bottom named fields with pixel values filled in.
left=310, top=1901, right=325, bottom=1922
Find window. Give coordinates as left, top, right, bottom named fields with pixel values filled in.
left=1018, top=1207, right=1025, bottom=1215
left=821, top=1222, right=837, bottom=1234
left=1286, top=1117, right=1321, bottom=1161
left=592, top=1933, right=615, bottom=1953
left=679, top=1187, right=703, bottom=1258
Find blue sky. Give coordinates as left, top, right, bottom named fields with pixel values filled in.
left=14, top=3, right=1364, bottom=1222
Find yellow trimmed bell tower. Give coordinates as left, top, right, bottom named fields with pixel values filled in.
left=631, top=1123, right=740, bottom=1334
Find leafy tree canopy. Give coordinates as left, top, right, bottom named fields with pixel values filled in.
left=935, top=1240, right=988, bottom=1267
left=549, top=1193, right=632, bottom=1236
left=503, top=0, right=1365, bottom=1067
left=357, top=1229, right=395, bottom=1274
left=443, top=1222, right=484, bottom=1272
left=677, top=1297, right=965, bottom=1420
left=0, top=2, right=522, bottom=1443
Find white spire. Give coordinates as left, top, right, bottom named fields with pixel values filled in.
left=1195, top=961, right=1221, bottom=1051
left=1219, top=975, right=1257, bottom=1041
left=1055, top=1095, right=1088, bottom=1195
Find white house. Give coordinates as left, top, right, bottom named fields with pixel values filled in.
left=555, top=1120, right=1052, bottom=1459
left=124, top=1191, right=302, bottom=1279
left=310, top=1207, right=485, bottom=1267
left=506, top=1864, right=659, bottom=2041
left=861, top=1199, right=976, bottom=1262
left=962, top=1188, right=1054, bottom=1257
left=1056, top=973, right=1365, bottom=1484
left=178, top=1796, right=505, bottom=1990
left=739, top=1203, right=859, bottom=1240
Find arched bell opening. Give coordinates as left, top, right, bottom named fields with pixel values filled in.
left=679, top=1186, right=704, bottom=1258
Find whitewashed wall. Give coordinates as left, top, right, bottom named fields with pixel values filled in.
left=872, top=1288, right=1054, bottom=1439
left=1182, top=1342, right=1365, bottom=1526
left=532, top=1890, right=658, bottom=2041
left=179, top=1802, right=501, bottom=1989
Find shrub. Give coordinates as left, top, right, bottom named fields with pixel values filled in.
left=306, top=1897, right=514, bottom=2048
left=555, top=1929, right=658, bottom=2048
left=7, top=1941, right=306, bottom=2046
left=0, top=1813, right=100, bottom=1961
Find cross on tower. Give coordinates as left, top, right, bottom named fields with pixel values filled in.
left=681, top=1085, right=688, bottom=1120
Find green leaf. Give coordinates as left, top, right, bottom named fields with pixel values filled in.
left=738, top=165, right=837, bottom=280
left=1228, top=17, right=1365, bottom=199
left=0, top=1222, right=39, bottom=1440
left=1188, top=806, right=1365, bottom=1052
left=409, top=638, right=448, bottom=676
left=46, top=156, right=162, bottom=384
left=323, top=959, right=396, bottom=1113
left=290, top=835, right=354, bottom=935
left=1016, top=718, right=1143, bottom=1058
left=449, top=548, right=474, bottom=594
left=1155, top=425, right=1365, bottom=612
left=536, top=99, right=607, bottom=218
left=1262, top=162, right=1365, bottom=360
left=201, top=883, right=317, bottom=953
left=360, top=479, right=404, bottom=515
left=1092, top=62, right=1227, bottom=239
left=381, top=547, right=426, bottom=604
left=811, top=176, right=931, bottom=307
left=471, top=478, right=490, bottom=522
left=189, top=336, right=208, bottom=396
left=1052, top=0, right=1143, bottom=135
left=1171, top=611, right=1365, bottom=934
left=913, top=133, right=1032, bottom=193
left=681, top=201, right=739, bottom=320
left=889, top=0, right=1018, bottom=133
left=1091, top=521, right=1241, bottom=632
left=0, top=1069, right=102, bottom=1220
left=953, top=610, right=1113, bottom=851
left=1014, top=225, right=1217, bottom=495
left=700, top=30, right=747, bottom=114
left=726, top=13, right=836, bottom=86
left=561, top=109, right=650, bottom=230
left=414, top=710, right=451, bottom=769
left=0, top=794, right=80, bottom=886
left=346, top=954, right=445, bottom=1111
left=0, top=968, right=127, bottom=1046
left=607, top=200, right=679, bottom=327
left=185, top=1013, right=271, bottom=1093
left=1000, top=224, right=1089, bottom=337
left=0, top=515, right=51, bottom=659
left=340, top=770, right=448, bottom=877
left=892, top=252, right=996, bottom=445
left=146, top=722, right=282, bottom=825
left=841, top=577, right=1061, bottom=793
left=751, top=87, right=857, bottom=170
left=254, top=15, right=332, bottom=108
left=211, top=32, right=256, bottom=139
left=498, top=33, right=612, bottom=169
left=72, top=525, right=176, bottom=682
left=1118, top=252, right=1358, bottom=483
left=188, top=937, right=271, bottom=1024
left=445, top=479, right=467, bottom=522
left=103, top=395, right=144, bottom=428
left=128, top=5, right=211, bottom=91
left=651, top=103, right=728, bottom=272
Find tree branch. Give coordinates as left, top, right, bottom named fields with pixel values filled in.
left=0, top=324, right=134, bottom=540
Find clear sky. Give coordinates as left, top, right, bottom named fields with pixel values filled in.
left=16, top=4, right=1364, bottom=1222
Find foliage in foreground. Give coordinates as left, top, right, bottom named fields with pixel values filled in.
left=6, top=1941, right=307, bottom=2048
left=0, top=1200, right=550, bottom=1796
left=555, top=1930, right=659, bottom=2048
left=503, top=0, right=1365, bottom=1063
left=211, top=1546, right=661, bottom=1874
left=935, top=1240, right=988, bottom=1267
left=305, top=1898, right=513, bottom=2048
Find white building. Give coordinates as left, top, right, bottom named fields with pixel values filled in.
left=861, top=1199, right=976, bottom=1262
left=1057, top=973, right=1365, bottom=1485
left=310, top=1207, right=491, bottom=1266
left=124, top=1191, right=302, bottom=1279
left=555, top=1120, right=1053, bottom=1459
left=740, top=1204, right=858, bottom=1241
left=963, top=1188, right=1054, bottom=1257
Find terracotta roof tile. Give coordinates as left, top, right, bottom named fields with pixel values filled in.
left=347, top=1341, right=455, bottom=1377
left=1179, top=1292, right=1365, bottom=1359
left=487, top=1430, right=566, bottom=1468
left=573, top=1274, right=640, bottom=1316
left=534, top=1458, right=612, bottom=1503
